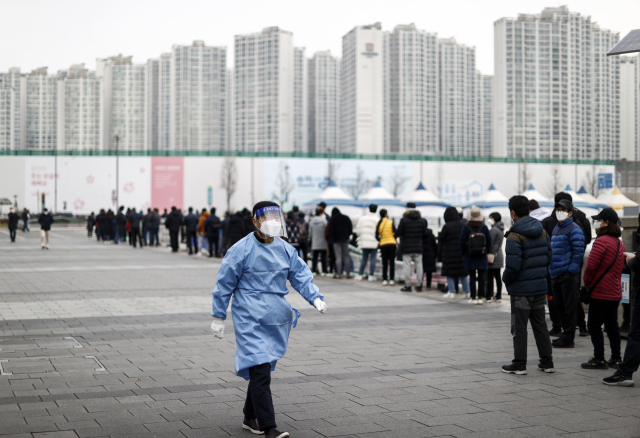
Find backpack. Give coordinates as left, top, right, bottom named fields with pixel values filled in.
left=467, top=225, right=486, bottom=256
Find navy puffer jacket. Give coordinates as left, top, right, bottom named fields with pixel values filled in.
left=549, top=217, right=585, bottom=279
left=502, top=216, right=552, bottom=296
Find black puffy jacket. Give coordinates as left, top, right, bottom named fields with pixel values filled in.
left=184, top=213, right=199, bottom=232
left=422, top=225, right=438, bottom=273
left=327, top=208, right=353, bottom=243
left=226, top=213, right=246, bottom=247
left=438, top=206, right=468, bottom=277
left=165, top=210, right=183, bottom=231
left=396, top=210, right=427, bottom=254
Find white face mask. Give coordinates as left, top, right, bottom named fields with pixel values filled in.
left=556, top=211, right=569, bottom=222
left=488, top=218, right=495, bottom=226
left=259, top=219, right=282, bottom=237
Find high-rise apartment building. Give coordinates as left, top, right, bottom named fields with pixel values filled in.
left=476, top=73, right=494, bottom=157
left=494, top=6, right=620, bottom=160
left=293, top=47, right=308, bottom=152
left=0, top=68, right=26, bottom=150
left=385, top=24, right=439, bottom=154
left=341, top=23, right=384, bottom=154
left=226, top=68, right=234, bottom=151
left=97, top=55, right=148, bottom=151
left=308, top=51, right=341, bottom=153
left=234, top=27, right=294, bottom=152
left=439, top=37, right=477, bottom=156
left=620, top=55, right=639, bottom=161
left=25, top=67, right=58, bottom=150
left=154, top=53, right=172, bottom=150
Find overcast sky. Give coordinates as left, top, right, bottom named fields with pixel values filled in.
left=2, top=0, right=639, bottom=76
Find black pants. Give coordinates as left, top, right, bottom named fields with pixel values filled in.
left=312, top=249, right=327, bottom=274
left=468, top=269, right=486, bottom=299
left=487, top=268, right=502, bottom=300
left=9, top=228, right=16, bottom=242
left=548, top=275, right=562, bottom=331
left=299, top=241, right=309, bottom=264
left=151, top=228, right=159, bottom=246
left=169, top=230, right=179, bottom=252
left=131, top=228, right=143, bottom=248
left=511, top=295, right=553, bottom=367
left=243, top=363, right=276, bottom=431
left=380, top=244, right=396, bottom=281
left=588, top=299, right=621, bottom=361
left=551, top=272, right=579, bottom=342
left=424, top=272, right=433, bottom=288
left=327, top=241, right=336, bottom=273
left=619, top=295, right=640, bottom=377
left=87, top=227, right=93, bottom=237
left=186, top=230, right=198, bottom=254
left=207, top=235, right=219, bottom=257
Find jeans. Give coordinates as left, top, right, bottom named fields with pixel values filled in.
left=333, top=242, right=351, bottom=275
left=511, top=295, right=553, bottom=367
left=9, top=228, right=16, bottom=242
left=243, top=363, right=276, bottom=431
left=23, top=219, right=29, bottom=232
left=588, top=299, right=621, bottom=361
left=487, top=268, right=502, bottom=300
left=446, top=276, right=470, bottom=294
left=469, top=269, right=487, bottom=299
left=207, top=235, right=219, bottom=257
left=619, top=295, right=640, bottom=377
left=359, top=248, right=377, bottom=276
left=403, top=253, right=423, bottom=286
left=312, top=249, right=327, bottom=274
left=551, top=272, right=579, bottom=342
left=380, top=244, right=396, bottom=281
left=186, top=230, right=198, bottom=254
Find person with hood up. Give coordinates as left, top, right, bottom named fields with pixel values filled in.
left=184, top=207, right=199, bottom=255
left=165, top=206, right=183, bottom=252
left=529, top=199, right=551, bottom=222
left=459, top=206, right=492, bottom=304
left=501, top=196, right=554, bottom=375
left=211, top=201, right=327, bottom=438
left=86, top=212, right=95, bottom=238
left=309, top=208, right=328, bottom=275
left=327, top=207, right=353, bottom=279
left=38, top=208, right=54, bottom=249
left=354, top=204, right=380, bottom=282
left=422, top=218, right=438, bottom=289
left=396, top=202, right=427, bottom=292
left=487, top=212, right=505, bottom=302
left=548, top=199, right=585, bottom=348
left=376, top=209, right=397, bottom=285
left=8, top=208, right=19, bottom=242
left=440, top=206, right=470, bottom=299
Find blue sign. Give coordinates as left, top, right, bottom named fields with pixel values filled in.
left=598, top=173, right=613, bottom=190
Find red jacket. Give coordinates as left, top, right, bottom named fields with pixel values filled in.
left=583, top=234, right=625, bottom=301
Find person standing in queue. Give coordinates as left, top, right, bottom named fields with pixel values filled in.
left=211, top=201, right=327, bottom=438
left=165, top=206, right=183, bottom=252
left=184, top=207, right=199, bottom=255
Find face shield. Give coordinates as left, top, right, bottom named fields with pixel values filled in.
left=254, top=206, right=288, bottom=239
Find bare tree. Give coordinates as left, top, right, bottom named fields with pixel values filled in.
left=545, top=165, right=563, bottom=198
left=581, top=163, right=601, bottom=197
left=387, top=167, right=411, bottom=199
left=520, top=159, right=531, bottom=194
left=431, top=163, right=444, bottom=198
left=220, top=155, right=237, bottom=212
left=272, top=161, right=295, bottom=205
left=345, top=165, right=370, bottom=200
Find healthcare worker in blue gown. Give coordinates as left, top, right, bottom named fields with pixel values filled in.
left=211, top=201, right=327, bottom=438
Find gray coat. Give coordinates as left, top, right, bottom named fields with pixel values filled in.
left=309, top=215, right=328, bottom=250
left=488, top=221, right=505, bottom=268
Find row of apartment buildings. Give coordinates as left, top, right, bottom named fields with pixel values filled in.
left=0, top=7, right=636, bottom=160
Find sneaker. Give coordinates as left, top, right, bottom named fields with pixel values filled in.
left=464, top=292, right=471, bottom=300
left=502, top=364, right=527, bottom=375
left=443, top=292, right=454, bottom=299
left=242, top=417, right=264, bottom=435
left=382, top=280, right=388, bottom=286
left=548, top=328, right=562, bottom=337
left=538, top=362, right=555, bottom=373
left=475, top=299, right=483, bottom=305
left=389, top=280, right=395, bottom=285
left=354, top=275, right=363, bottom=281
left=468, top=298, right=475, bottom=304
left=579, top=327, right=590, bottom=337
left=400, top=286, right=412, bottom=292
left=603, top=371, right=635, bottom=387
left=494, top=298, right=502, bottom=303
left=368, top=276, right=376, bottom=282
left=265, top=429, right=290, bottom=438
left=552, top=338, right=575, bottom=348
left=333, top=274, right=342, bottom=279
left=581, top=357, right=608, bottom=369
left=606, top=357, right=622, bottom=369
left=415, top=286, right=422, bottom=292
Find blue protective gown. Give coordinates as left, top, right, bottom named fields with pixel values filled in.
left=212, top=233, right=323, bottom=380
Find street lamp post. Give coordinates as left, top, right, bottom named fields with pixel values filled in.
left=115, top=135, right=120, bottom=210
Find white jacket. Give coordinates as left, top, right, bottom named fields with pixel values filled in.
left=354, top=212, right=379, bottom=249
left=530, top=207, right=551, bottom=222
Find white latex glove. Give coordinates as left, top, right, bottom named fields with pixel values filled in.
left=210, top=317, right=225, bottom=338
left=313, top=297, right=327, bottom=314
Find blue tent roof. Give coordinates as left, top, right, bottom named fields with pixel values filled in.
left=373, top=180, right=382, bottom=188
left=327, top=181, right=337, bottom=187
left=415, top=182, right=426, bottom=190
left=488, top=183, right=496, bottom=190
left=577, top=186, right=589, bottom=194
left=564, top=184, right=573, bottom=191
left=527, top=183, right=536, bottom=190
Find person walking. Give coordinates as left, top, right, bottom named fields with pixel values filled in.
left=204, top=208, right=222, bottom=257
left=165, top=206, right=183, bottom=252
left=549, top=199, right=585, bottom=348
left=396, top=202, right=427, bottom=292
left=327, top=207, right=353, bottom=279
left=459, top=206, right=492, bottom=304
left=581, top=208, right=625, bottom=370
left=422, top=219, right=438, bottom=289
left=184, top=207, right=199, bottom=255
left=439, top=207, right=470, bottom=299
left=487, top=212, right=505, bottom=302
left=376, top=209, right=397, bottom=286
left=501, top=195, right=554, bottom=375
left=102, top=210, right=114, bottom=242
left=309, top=208, right=328, bottom=275
left=354, top=204, right=380, bottom=282
left=8, top=208, right=19, bottom=242
left=86, top=212, right=95, bottom=238
left=38, top=208, right=54, bottom=249
left=21, top=208, right=30, bottom=232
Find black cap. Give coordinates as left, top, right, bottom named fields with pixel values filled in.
left=406, top=202, right=416, bottom=209
left=317, top=201, right=327, bottom=209
left=592, top=207, right=618, bottom=224
left=555, top=199, right=573, bottom=211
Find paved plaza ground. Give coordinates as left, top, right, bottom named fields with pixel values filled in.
left=0, top=227, right=639, bottom=438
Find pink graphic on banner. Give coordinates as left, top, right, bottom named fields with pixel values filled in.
left=151, top=157, right=184, bottom=211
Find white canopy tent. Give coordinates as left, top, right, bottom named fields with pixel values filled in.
left=577, top=186, right=601, bottom=205
left=301, top=181, right=363, bottom=220
left=521, top=183, right=552, bottom=207
left=597, top=187, right=639, bottom=212
left=463, top=183, right=511, bottom=223
left=405, top=182, right=450, bottom=229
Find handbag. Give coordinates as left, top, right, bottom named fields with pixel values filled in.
left=579, top=239, right=620, bottom=305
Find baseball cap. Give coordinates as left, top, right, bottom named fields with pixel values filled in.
left=591, top=207, right=618, bottom=224
left=555, top=199, right=573, bottom=211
